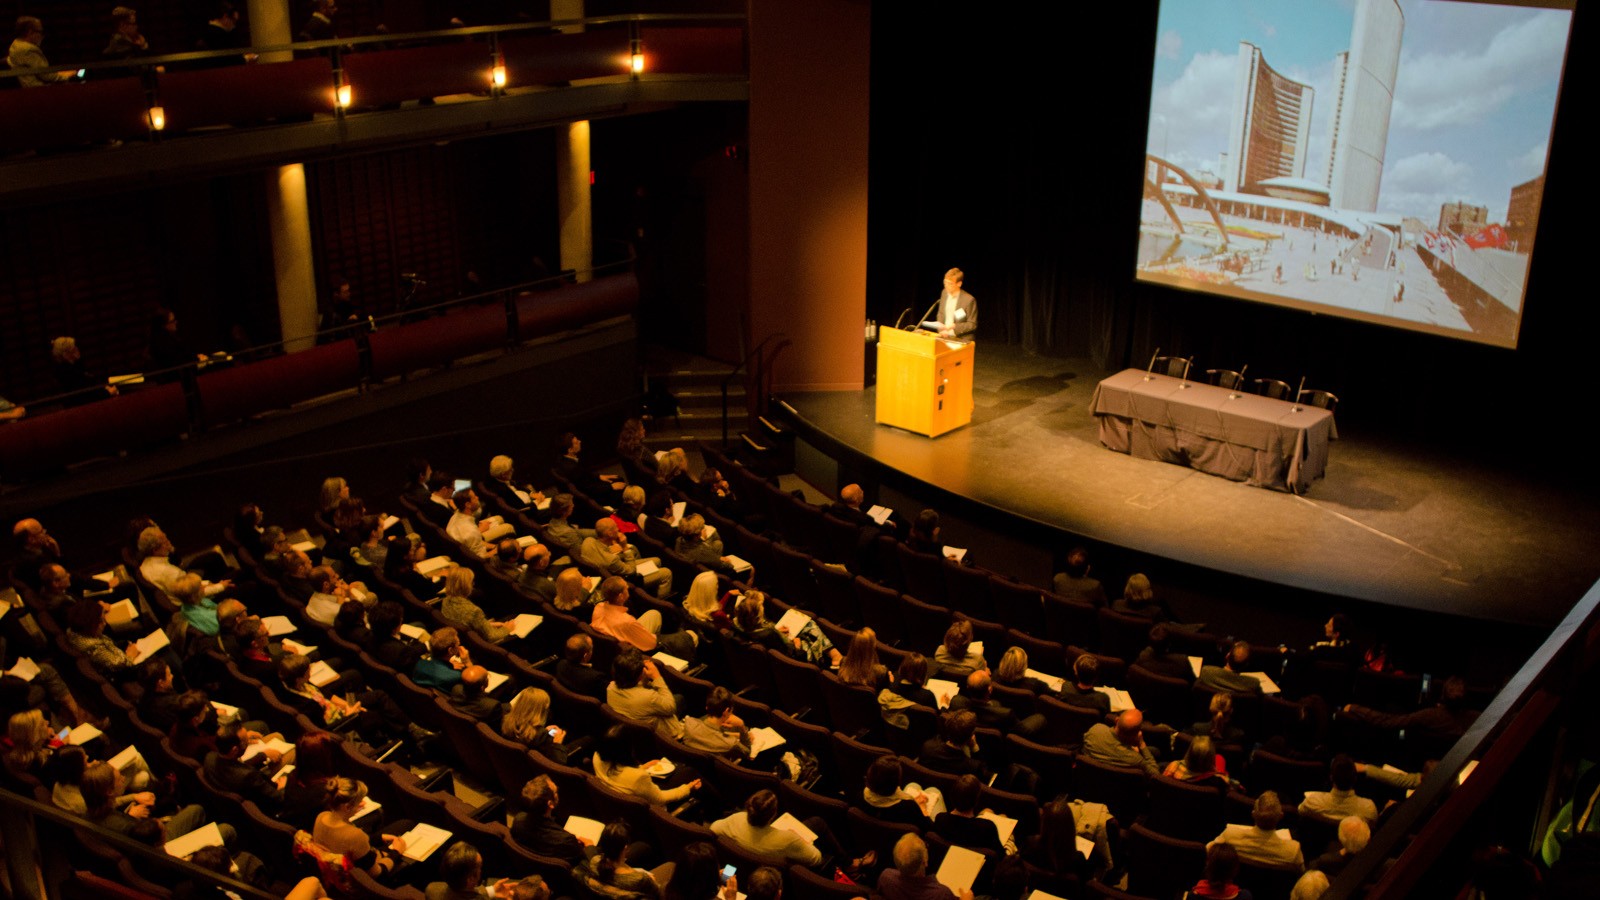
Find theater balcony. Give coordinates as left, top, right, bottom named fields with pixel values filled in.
left=0, top=11, right=747, bottom=204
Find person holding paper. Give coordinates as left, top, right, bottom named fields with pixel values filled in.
left=48, top=746, right=155, bottom=816
left=729, top=591, right=841, bottom=667
left=279, top=655, right=427, bottom=749
left=592, top=723, right=702, bottom=806
left=883, top=653, right=940, bottom=708
left=837, top=627, right=890, bottom=690
left=448, top=666, right=508, bottom=729
left=203, top=722, right=287, bottom=812
left=605, top=649, right=688, bottom=742
left=992, top=647, right=1052, bottom=695
left=448, top=490, right=513, bottom=560
left=64, top=598, right=141, bottom=679
left=542, top=495, right=594, bottom=559
left=1207, top=791, right=1305, bottom=871
left=315, top=777, right=410, bottom=879
left=1297, top=755, right=1379, bottom=825
left=82, top=760, right=231, bottom=844
left=485, top=454, right=547, bottom=513
left=440, top=569, right=513, bottom=643
left=917, top=710, right=989, bottom=782
left=582, top=519, right=674, bottom=599
left=510, top=775, right=590, bottom=864
left=642, top=491, right=681, bottom=546
left=682, top=686, right=751, bottom=757
left=950, top=670, right=1045, bottom=737
left=932, top=620, right=986, bottom=680
left=929, top=775, right=1006, bottom=854
left=369, top=601, right=427, bottom=672
left=590, top=576, right=696, bottom=660
left=1198, top=643, right=1265, bottom=697
left=878, top=833, right=974, bottom=900
left=1057, top=656, right=1112, bottom=716
left=860, top=756, right=937, bottom=827
left=1020, top=797, right=1098, bottom=883
left=712, top=789, right=830, bottom=867
left=137, top=527, right=233, bottom=602
left=572, top=821, right=676, bottom=900
left=925, top=268, right=977, bottom=339
left=413, top=628, right=470, bottom=689
left=675, top=514, right=737, bottom=576
left=384, top=534, right=448, bottom=600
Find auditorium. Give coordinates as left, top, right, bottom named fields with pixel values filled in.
left=1, top=1, right=1596, bottom=898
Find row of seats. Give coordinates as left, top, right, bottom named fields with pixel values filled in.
left=0, top=273, right=638, bottom=478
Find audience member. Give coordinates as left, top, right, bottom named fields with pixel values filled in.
left=918, top=709, right=988, bottom=781
left=1052, top=547, right=1107, bottom=605
left=681, top=686, right=749, bottom=756
left=838, top=627, right=889, bottom=689
left=1298, top=755, right=1378, bottom=824
left=591, top=724, right=700, bottom=807
left=590, top=576, right=696, bottom=659
left=440, top=568, right=512, bottom=643
left=1163, top=735, right=1228, bottom=788
left=1189, top=843, right=1252, bottom=900
left=1308, top=815, right=1369, bottom=877
left=1208, top=791, right=1304, bottom=870
left=1341, top=675, right=1478, bottom=738
left=449, top=665, right=508, bottom=728
left=606, top=648, right=685, bottom=740
left=930, top=774, right=1005, bottom=854
left=1083, top=709, right=1160, bottom=776
left=712, top=789, right=825, bottom=866
left=573, top=820, right=674, bottom=900
left=993, top=646, right=1051, bottom=693
left=556, top=633, right=608, bottom=701
left=7, top=17, right=74, bottom=87
left=1198, top=642, right=1265, bottom=696
left=502, top=687, right=567, bottom=764
left=878, top=833, right=973, bottom=900
left=1058, top=654, right=1112, bottom=715
left=314, top=777, right=407, bottom=879
left=860, top=755, right=937, bottom=826
left=933, top=619, right=985, bottom=678
left=413, top=627, right=470, bottom=689
left=511, top=775, right=590, bottom=864
left=582, top=519, right=673, bottom=598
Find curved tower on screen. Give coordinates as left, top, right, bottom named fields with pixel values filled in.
left=1138, top=0, right=1574, bottom=349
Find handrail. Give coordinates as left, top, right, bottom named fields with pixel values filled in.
left=1327, top=574, right=1600, bottom=897
left=720, top=331, right=789, bottom=447
left=0, top=11, right=747, bottom=82
left=14, top=260, right=633, bottom=412
left=0, top=786, right=280, bottom=899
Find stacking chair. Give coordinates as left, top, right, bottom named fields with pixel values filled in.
left=943, top=561, right=997, bottom=622
left=1250, top=377, right=1294, bottom=401
left=1042, top=592, right=1100, bottom=647
left=896, top=544, right=949, bottom=609
left=1003, top=734, right=1076, bottom=798
left=1148, top=353, right=1193, bottom=380
left=1205, top=367, right=1247, bottom=391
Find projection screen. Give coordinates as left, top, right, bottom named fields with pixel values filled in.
left=1137, top=0, right=1574, bottom=348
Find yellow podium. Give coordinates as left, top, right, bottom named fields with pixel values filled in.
left=874, top=326, right=975, bottom=437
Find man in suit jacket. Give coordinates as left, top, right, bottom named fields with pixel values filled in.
left=928, top=267, right=977, bottom=338
left=950, top=670, right=1045, bottom=737
left=203, top=724, right=284, bottom=812
left=1198, top=642, right=1265, bottom=696
left=1208, top=791, right=1305, bottom=870
left=449, top=666, right=508, bottom=729
left=556, top=634, right=610, bottom=701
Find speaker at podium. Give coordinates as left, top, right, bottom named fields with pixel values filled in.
left=874, top=326, right=974, bottom=437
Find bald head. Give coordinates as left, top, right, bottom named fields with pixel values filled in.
left=460, top=665, right=488, bottom=697
left=840, top=485, right=864, bottom=508
left=13, top=518, right=42, bottom=542
left=966, top=669, right=992, bottom=697
left=1114, top=709, right=1144, bottom=744
left=594, top=519, right=619, bottom=540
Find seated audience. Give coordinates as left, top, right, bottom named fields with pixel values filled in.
left=837, top=627, right=889, bottom=690
left=413, top=627, right=470, bottom=689
left=1341, top=675, right=1478, bottom=738
left=1208, top=791, right=1304, bottom=871
left=1198, top=642, right=1265, bottom=696
left=712, top=789, right=825, bottom=866
left=315, top=777, right=408, bottom=879
left=933, top=619, right=986, bottom=679
left=1190, top=843, right=1253, bottom=900
left=1083, top=709, right=1160, bottom=776
left=951, top=669, right=1045, bottom=736
left=606, top=648, right=685, bottom=740
left=860, top=755, right=938, bottom=826
left=582, top=519, right=673, bottom=599
left=1163, top=735, right=1229, bottom=789
left=449, top=665, right=508, bottom=728
left=502, top=687, right=568, bottom=764
left=552, top=566, right=598, bottom=613
left=681, top=686, right=750, bottom=757
left=1309, top=816, right=1370, bottom=877
left=591, top=724, right=701, bottom=807
left=918, top=709, right=989, bottom=781
left=556, top=633, right=608, bottom=701
left=440, top=568, right=512, bottom=643
left=573, top=821, right=675, bottom=900
left=1057, top=654, right=1111, bottom=715
left=1298, top=755, right=1378, bottom=824
left=879, top=834, right=973, bottom=900
left=1051, top=547, right=1107, bottom=605
left=590, top=576, right=697, bottom=660
left=931, top=774, right=1006, bottom=854
left=512, top=775, right=590, bottom=864
left=994, top=646, right=1051, bottom=694
left=883, top=653, right=939, bottom=708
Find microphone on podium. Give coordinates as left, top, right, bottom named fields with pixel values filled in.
left=893, top=308, right=913, bottom=331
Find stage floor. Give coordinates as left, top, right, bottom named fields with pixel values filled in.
left=781, top=344, right=1600, bottom=626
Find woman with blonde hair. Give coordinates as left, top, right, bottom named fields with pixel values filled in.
left=503, top=687, right=568, bottom=763
left=611, top=484, right=646, bottom=534
left=318, top=477, right=349, bottom=513
left=838, top=627, right=889, bottom=689
left=440, top=567, right=511, bottom=642
left=682, top=571, right=724, bottom=624
left=2, top=709, right=56, bottom=782
left=994, top=646, right=1051, bottom=693
left=729, top=590, right=840, bottom=667
left=315, top=777, right=408, bottom=879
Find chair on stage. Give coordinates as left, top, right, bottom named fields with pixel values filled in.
left=1296, top=387, right=1340, bottom=416
left=1148, top=353, right=1193, bottom=380
left=1250, top=377, right=1294, bottom=401
left=1205, top=367, right=1247, bottom=391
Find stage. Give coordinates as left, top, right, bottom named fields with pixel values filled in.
left=779, top=343, right=1600, bottom=628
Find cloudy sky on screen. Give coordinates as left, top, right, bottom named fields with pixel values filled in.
left=1145, top=0, right=1572, bottom=223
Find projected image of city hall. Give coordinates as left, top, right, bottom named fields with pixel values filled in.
left=1138, top=0, right=1572, bottom=348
